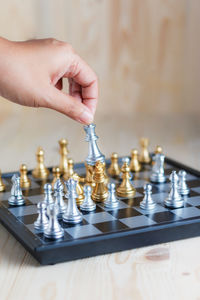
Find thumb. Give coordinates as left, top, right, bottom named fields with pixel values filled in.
left=44, top=86, right=94, bottom=124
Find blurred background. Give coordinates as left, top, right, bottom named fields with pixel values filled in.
left=0, top=0, right=200, bottom=172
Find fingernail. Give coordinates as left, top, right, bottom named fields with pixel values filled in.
left=78, top=110, right=93, bottom=124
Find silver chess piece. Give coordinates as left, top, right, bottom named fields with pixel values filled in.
left=150, top=153, right=166, bottom=183
left=43, top=183, right=54, bottom=206
left=8, top=174, right=25, bottom=206
left=80, top=185, right=96, bottom=212
left=84, top=124, right=105, bottom=166
left=34, top=202, right=49, bottom=231
left=54, top=179, right=67, bottom=218
left=104, top=183, right=119, bottom=209
left=44, top=203, right=64, bottom=240
left=164, top=171, right=184, bottom=208
left=178, top=170, right=190, bottom=196
left=140, top=183, right=156, bottom=210
left=63, top=179, right=83, bottom=224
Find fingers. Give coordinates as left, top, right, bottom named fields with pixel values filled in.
left=44, top=86, right=94, bottom=124
left=63, top=54, right=98, bottom=115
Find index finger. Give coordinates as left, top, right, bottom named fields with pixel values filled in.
left=63, top=54, right=98, bottom=114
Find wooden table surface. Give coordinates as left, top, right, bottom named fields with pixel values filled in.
left=0, top=109, right=200, bottom=300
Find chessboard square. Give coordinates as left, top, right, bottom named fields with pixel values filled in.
left=147, top=211, right=182, bottom=223
left=108, top=207, right=142, bottom=219
left=28, top=194, right=47, bottom=204
left=187, top=180, right=200, bottom=188
left=65, top=224, right=102, bottom=239
left=134, top=204, right=168, bottom=215
left=94, top=220, right=129, bottom=233
left=151, top=192, right=168, bottom=204
left=153, top=183, right=171, bottom=193
left=121, top=197, right=143, bottom=207
left=98, top=200, right=129, bottom=211
left=83, top=211, right=116, bottom=224
left=133, top=179, right=148, bottom=188
left=18, top=214, right=38, bottom=225
left=0, top=191, right=11, bottom=201
left=186, top=196, right=200, bottom=206
left=61, top=218, right=88, bottom=228
left=1, top=198, right=32, bottom=209
left=120, top=215, right=156, bottom=228
left=186, top=174, right=199, bottom=181
left=8, top=205, right=37, bottom=217
left=191, top=187, right=200, bottom=194
left=172, top=207, right=200, bottom=219
left=24, top=187, right=43, bottom=197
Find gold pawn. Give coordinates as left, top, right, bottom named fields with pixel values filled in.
left=130, top=149, right=141, bottom=172
left=72, top=173, right=84, bottom=205
left=32, top=147, right=49, bottom=179
left=52, top=166, right=61, bottom=189
left=0, top=169, right=5, bottom=192
left=20, top=164, right=31, bottom=188
left=92, top=161, right=108, bottom=203
left=108, top=152, right=120, bottom=178
left=59, top=139, right=69, bottom=176
left=63, top=158, right=74, bottom=181
left=139, top=137, right=151, bottom=164
left=116, top=161, right=136, bottom=198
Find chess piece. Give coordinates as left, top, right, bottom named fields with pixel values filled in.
left=54, top=179, right=67, bottom=218
left=72, top=173, right=84, bottom=205
left=116, top=158, right=136, bottom=198
left=108, top=153, right=120, bottom=178
left=178, top=170, right=190, bottom=196
left=34, top=202, right=49, bottom=231
left=84, top=124, right=105, bottom=185
left=164, top=171, right=184, bottom=208
left=20, top=164, right=31, bottom=188
left=150, top=153, right=166, bottom=183
left=152, top=145, right=163, bottom=165
left=8, top=174, right=25, bottom=206
left=43, top=183, right=54, bottom=206
left=0, top=169, right=5, bottom=192
left=130, top=149, right=141, bottom=172
left=140, top=183, right=156, bottom=210
left=92, top=161, right=108, bottom=202
left=44, top=203, right=64, bottom=240
left=52, top=166, right=61, bottom=189
left=32, top=147, right=49, bottom=179
left=139, top=138, right=151, bottom=164
left=80, top=185, right=96, bottom=211
left=63, top=179, right=83, bottom=224
left=59, top=138, right=69, bottom=175
left=104, top=183, right=119, bottom=209
left=63, top=158, right=74, bottom=181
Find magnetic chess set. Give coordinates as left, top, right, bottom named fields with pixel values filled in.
left=0, top=124, right=200, bottom=265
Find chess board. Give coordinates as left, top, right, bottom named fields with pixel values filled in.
left=0, top=157, right=200, bottom=265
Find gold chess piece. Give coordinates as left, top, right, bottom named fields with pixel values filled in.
left=72, top=173, right=84, bottom=205
left=20, top=164, right=31, bottom=188
left=52, top=166, right=61, bottom=188
left=108, top=152, right=120, bottom=178
left=59, top=139, right=69, bottom=176
left=139, top=138, right=151, bottom=164
left=116, top=160, right=136, bottom=198
left=32, top=147, right=49, bottom=179
left=0, top=169, right=5, bottom=192
left=63, top=158, right=74, bottom=181
left=130, top=149, right=141, bottom=172
left=85, top=163, right=95, bottom=186
left=92, top=161, right=108, bottom=203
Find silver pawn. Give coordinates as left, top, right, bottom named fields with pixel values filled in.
left=62, top=179, right=83, bottom=224
left=34, top=202, right=49, bottom=231
left=80, top=185, right=96, bottom=211
left=150, top=153, right=166, bottom=183
left=140, top=183, right=156, bottom=210
left=44, top=203, right=64, bottom=240
left=54, top=179, right=67, bottom=218
left=165, top=171, right=184, bottom=208
left=43, top=183, right=54, bottom=206
left=104, top=183, right=119, bottom=209
left=178, top=170, right=190, bottom=196
left=8, top=174, right=25, bottom=206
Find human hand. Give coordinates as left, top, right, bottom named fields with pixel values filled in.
left=0, top=37, right=98, bottom=124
